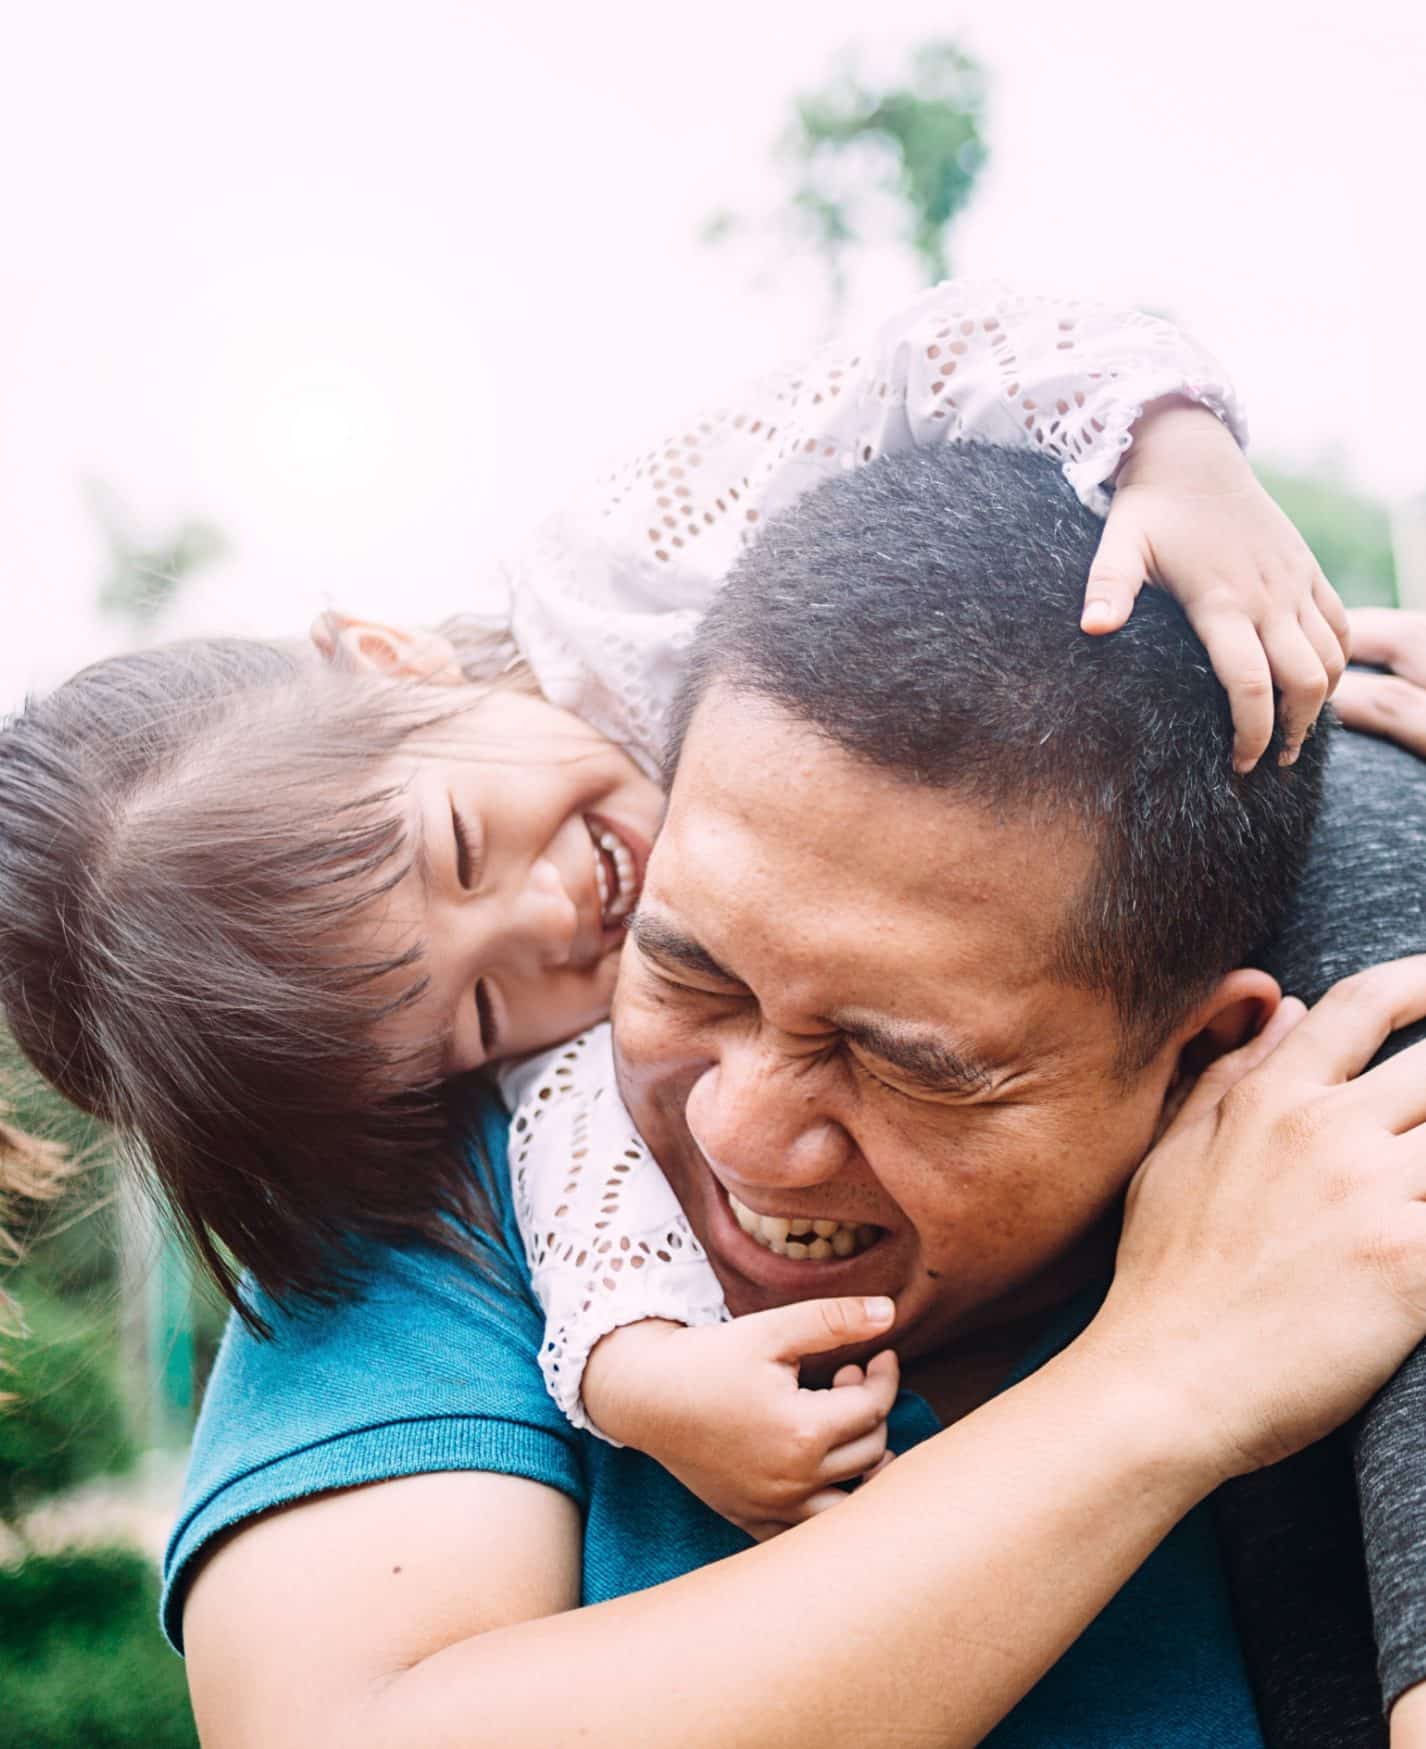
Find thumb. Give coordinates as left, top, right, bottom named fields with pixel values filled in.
left=1082, top=515, right=1149, bottom=634
left=738, top=1296, right=896, bottom=1364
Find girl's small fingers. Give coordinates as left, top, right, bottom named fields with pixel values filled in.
left=783, top=1488, right=856, bottom=1526
left=865, top=1348, right=900, bottom=1387
left=831, top=1364, right=866, bottom=1390
left=817, top=1424, right=889, bottom=1486
left=804, top=1360, right=900, bottom=1448
left=1299, top=600, right=1349, bottom=697
left=1081, top=518, right=1148, bottom=635
left=1261, top=618, right=1329, bottom=764
left=751, top=1295, right=896, bottom=1364
left=742, top=1519, right=792, bottom=1543
left=1189, top=607, right=1276, bottom=771
left=1313, top=575, right=1352, bottom=660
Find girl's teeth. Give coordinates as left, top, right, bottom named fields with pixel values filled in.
left=592, top=824, right=638, bottom=922
left=727, top=1193, right=879, bottom=1260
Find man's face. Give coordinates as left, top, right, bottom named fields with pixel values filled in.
left=613, top=687, right=1187, bottom=1370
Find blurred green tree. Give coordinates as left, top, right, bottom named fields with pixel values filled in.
left=1254, top=462, right=1398, bottom=608
left=0, top=1285, right=133, bottom=1521
left=85, top=478, right=227, bottom=633
left=705, top=40, right=989, bottom=307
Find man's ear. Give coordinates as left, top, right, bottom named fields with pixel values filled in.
left=309, top=612, right=464, bottom=685
left=1155, top=968, right=1283, bottom=1137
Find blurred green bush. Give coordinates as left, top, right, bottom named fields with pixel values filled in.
left=1, top=1045, right=211, bottom=1749
left=0, top=1281, right=133, bottom=1520
left=0, top=1547, right=197, bottom=1748
left=1256, top=463, right=1398, bottom=608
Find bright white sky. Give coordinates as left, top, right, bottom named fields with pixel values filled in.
left=2, top=0, right=1423, bottom=710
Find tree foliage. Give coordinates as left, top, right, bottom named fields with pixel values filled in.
left=706, top=40, right=989, bottom=306
left=1254, top=463, right=1398, bottom=608
left=85, top=478, right=227, bottom=634
left=0, top=1283, right=133, bottom=1520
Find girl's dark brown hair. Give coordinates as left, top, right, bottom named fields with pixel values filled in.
left=0, top=635, right=499, bottom=1331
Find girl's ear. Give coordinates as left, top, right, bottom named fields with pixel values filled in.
left=309, top=613, right=463, bottom=685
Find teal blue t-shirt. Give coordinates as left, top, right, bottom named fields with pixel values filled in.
left=162, top=1094, right=1263, bottom=1747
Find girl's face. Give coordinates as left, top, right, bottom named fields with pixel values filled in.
left=318, top=619, right=663, bottom=1072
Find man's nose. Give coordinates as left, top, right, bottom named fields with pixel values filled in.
left=684, top=1036, right=854, bottom=1191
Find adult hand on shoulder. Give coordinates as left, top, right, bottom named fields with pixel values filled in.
left=1335, top=608, right=1426, bottom=759
left=1084, top=958, right=1426, bottom=1486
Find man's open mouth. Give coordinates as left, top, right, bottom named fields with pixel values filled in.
left=727, top=1191, right=881, bottom=1261
left=585, top=816, right=639, bottom=925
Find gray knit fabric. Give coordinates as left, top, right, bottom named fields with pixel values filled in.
left=1257, top=724, right=1426, bottom=1714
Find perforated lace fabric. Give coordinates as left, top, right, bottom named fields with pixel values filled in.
left=504, top=278, right=1245, bottom=773
left=497, top=1026, right=728, bottom=1439
left=496, top=279, right=1246, bottom=1439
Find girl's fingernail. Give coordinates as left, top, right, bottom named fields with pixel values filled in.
left=863, top=1297, right=895, bottom=1325
left=1278, top=745, right=1300, bottom=767
left=1081, top=602, right=1113, bottom=632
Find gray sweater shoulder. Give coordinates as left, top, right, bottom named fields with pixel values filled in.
left=1261, top=726, right=1426, bottom=1710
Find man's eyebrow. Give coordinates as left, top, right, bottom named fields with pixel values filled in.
left=834, top=1013, right=996, bottom=1094
left=626, top=911, right=742, bottom=983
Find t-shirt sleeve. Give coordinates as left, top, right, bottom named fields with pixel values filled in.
left=160, top=1095, right=585, bottom=1653
left=1258, top=723, right=1426, bottom=1712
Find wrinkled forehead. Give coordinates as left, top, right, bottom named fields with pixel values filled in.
left=655, top=688, right=1092, bottom=1019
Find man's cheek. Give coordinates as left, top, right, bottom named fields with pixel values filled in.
left=614, top=972, right=704, bottom=1069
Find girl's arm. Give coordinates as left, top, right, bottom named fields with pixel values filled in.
left=501, top=1027, right=899, bottom=1535
left=497, top=1025, right=730, bottom=1435
left=502, top=279, right=1341, bottom=774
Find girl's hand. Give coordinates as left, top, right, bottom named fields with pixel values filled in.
left=1335, top=608, right=1426, bottom=758
left=1080, top=399, right=1350, bottom=774
left=582, top=1299, right=900, bottom=1540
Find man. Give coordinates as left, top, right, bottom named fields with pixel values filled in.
left=174, top=446, right=1426, bottom=1747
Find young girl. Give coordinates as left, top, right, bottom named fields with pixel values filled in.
left=0, top=279, right=1346, bottom=1537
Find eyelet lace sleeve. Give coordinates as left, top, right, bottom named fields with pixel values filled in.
left=504, top=277, right=1246, bottom=770
left=497, top=1025, right=730, bottom=1442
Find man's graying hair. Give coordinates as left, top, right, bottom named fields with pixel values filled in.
left=666, top=444, right=1329, bottom=1065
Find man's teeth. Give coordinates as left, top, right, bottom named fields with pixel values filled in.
left=727, top=1193, right=879, bottom=1260
left=592, top=824, right=637, bottom=923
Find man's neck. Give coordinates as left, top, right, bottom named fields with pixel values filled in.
left=902, top=1316, right=1057, bottom=1426
left=902, top=1228, right=1118, bottom=1425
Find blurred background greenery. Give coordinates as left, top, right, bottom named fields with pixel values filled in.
left=0, top=15, right=1412, bottom=1746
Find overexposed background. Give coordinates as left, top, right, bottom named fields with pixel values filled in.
left=3, top=0, right=1422, bottom=709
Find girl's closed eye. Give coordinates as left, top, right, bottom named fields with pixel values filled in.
left=474, top=978, right=500, bottom=1058
left=451, top=801, right=483, bottom=890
